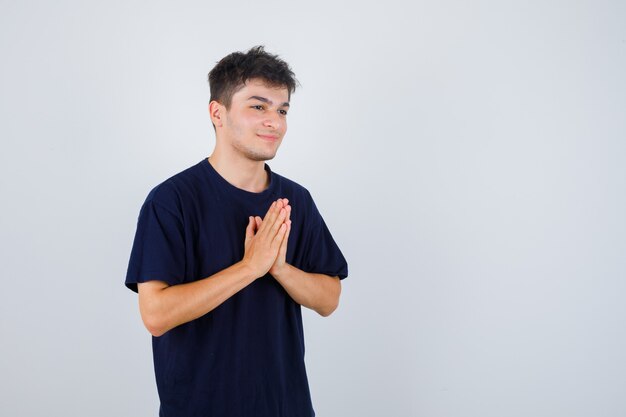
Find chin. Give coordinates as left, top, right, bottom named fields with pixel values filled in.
left=247, top=151, right=277, bottom=162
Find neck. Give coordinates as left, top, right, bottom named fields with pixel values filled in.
left=207, top=151, right=269, bottom=193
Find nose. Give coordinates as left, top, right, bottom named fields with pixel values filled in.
left=263, top=113, right=282, bottom=130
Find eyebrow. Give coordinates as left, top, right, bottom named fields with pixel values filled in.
left=247, top=96, right=290, bottom=107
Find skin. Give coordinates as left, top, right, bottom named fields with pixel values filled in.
left=138, top=78, right=341, bottom=337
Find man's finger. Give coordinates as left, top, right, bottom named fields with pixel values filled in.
left=256, top=200, right=290, bottom=237
left=271, top=223, right=288, bottom=249
left=245, top=216, right=255, bottom=240
left=279, top=220, right=291, bottom=255
left=268, top=199, right=285, bottom=225
left=269, top=207, right=288, bottom=237
left=261, top=200, right=290, bottom=237
left=285, top=205, right=291, bottom=222
left=259, top=200, right=280, bottom=234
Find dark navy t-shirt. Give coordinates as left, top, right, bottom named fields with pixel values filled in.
left=125, top=158, right=348, bottom=417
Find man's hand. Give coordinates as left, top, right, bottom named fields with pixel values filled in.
left=242, top=198, right=291, bottom=279
left=250, top=200, right=340, bottom=316
left=269, top=201, right=291, bottom=277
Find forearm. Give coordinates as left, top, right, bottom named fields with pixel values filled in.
left=271, top=263, right=341, bottom=317
left=138, top=261, right=257, bottom=337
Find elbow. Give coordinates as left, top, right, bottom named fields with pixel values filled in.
left=138, top=281, right=172, bottom=337
left=139, top=299, right=170, bottom=337
left=150, top=329, right=166, bottom=338
left=147, top=325, right=166, bottom=338
left=318, top=303, right=338, bottom=317
left=142, top=313, right=168, bottom=337
left=318, top=284, right=341, bottom=317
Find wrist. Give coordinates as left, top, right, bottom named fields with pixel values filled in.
left=237, top=260, right=262, bottom=281
left=270, top=262, right=292, bottom=280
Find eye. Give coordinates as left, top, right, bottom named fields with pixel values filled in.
left=279, top=109, right=288, bottom=116
left=252, top=105, right=264, bottom=110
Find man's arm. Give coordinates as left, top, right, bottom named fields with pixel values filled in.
left=271, top=265, right=341, bottom=317
left=138, top=262, right=256, bottom=337
left=138, top=199, right=291, bottom=337
left=260, top=209, right=342, bottom=317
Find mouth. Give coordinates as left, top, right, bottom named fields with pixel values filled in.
left=257, top=133, right=280, bottom=142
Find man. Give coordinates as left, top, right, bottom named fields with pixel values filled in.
left=125, top=45, right=348, bottom=417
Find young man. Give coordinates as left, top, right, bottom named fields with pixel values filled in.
left=125, top=46, right=348, bottom=417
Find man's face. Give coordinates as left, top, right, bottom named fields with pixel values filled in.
left=218, top=78, right=290, bottom=162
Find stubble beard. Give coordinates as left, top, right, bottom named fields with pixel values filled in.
left=232, top=137, right=279, bottom=162
left=225, top=117, right=281, bottom=162
left=244, top=148, right=277, bottom=162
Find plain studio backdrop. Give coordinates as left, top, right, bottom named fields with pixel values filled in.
left=1, top=1, right=625, bottom=416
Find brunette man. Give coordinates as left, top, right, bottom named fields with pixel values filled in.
left=126, top=46, right=348, bottom=417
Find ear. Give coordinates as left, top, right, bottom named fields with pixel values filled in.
left=209, top=100, right=225, bottom=128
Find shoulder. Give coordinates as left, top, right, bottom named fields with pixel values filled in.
left=271, top=169, right=322, bottom=221
left=272, top=170, right=314, bottom=201
left=143, top=161, right=206, bottom=215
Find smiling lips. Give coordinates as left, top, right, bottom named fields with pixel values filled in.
left=257, top=133, right=279, bottom=141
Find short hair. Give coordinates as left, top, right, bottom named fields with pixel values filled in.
left=208, top=45, right=298, bottom=109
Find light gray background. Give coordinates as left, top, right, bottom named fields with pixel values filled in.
left=1, top=1, right=625, bottom=416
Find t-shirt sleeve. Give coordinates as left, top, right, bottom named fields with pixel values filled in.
left=125, top=185, right=186, bottom=293
left=301, top=192, right=349, bottom=280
